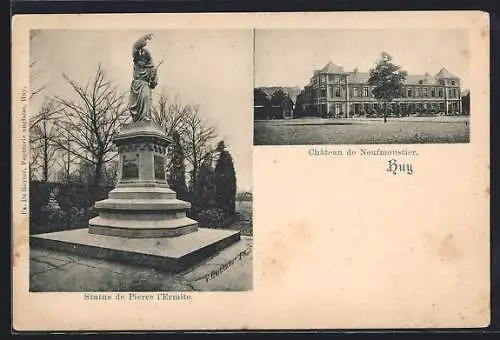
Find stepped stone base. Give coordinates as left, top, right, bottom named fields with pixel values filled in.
left=30, top=228, right=241, bottom=273
left=89, top=121, right=199, bottom=238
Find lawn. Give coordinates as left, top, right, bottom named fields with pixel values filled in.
left=253, top=117, right=470, bottom=145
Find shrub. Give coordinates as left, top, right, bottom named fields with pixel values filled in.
left=197, top=208, right=229, bottom=227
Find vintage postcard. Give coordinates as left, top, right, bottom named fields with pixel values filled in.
left=12, top=12, right=489, bottom=331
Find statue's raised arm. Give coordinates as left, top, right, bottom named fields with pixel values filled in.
left=132, top=34, right=154, bottom=61
left=128, top=33, right=157, bottom=122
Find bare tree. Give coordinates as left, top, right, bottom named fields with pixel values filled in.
left=151, top=94, right=217, bottom=189
left=53, top=64, right=129, bottom=186
left=30, top=100, right=61, bottom=181
left=54, top=130, right=78, bottom=183
left=180, top=106, right=217, bottom=189
left=151, top=92, right=191, bottom=137
left=29, top=140, right=42, bottom=181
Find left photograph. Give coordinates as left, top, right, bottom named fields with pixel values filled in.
left=28, top=30, right=253, bottom=292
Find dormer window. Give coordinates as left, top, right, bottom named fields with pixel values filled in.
left=451, top=80, right=456, bottom=86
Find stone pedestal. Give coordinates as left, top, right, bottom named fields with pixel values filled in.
left=31, top=121, right=241, bottom=273
left=89, top=121, right=198, bottom=238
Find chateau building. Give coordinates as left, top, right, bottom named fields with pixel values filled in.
left=297, top=61, right=462, bottom=117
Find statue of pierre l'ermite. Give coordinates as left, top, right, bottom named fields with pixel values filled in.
left=128, top=33, right=163, bottom=122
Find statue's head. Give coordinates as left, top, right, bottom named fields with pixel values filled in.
left=134, top=48, right=154, bottom=68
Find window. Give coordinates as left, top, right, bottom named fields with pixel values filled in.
left=363, top=87, right=368, bottom=97
left=451, top=80, right=456, bottom=86
left=438, top=87, right=443, bottom=97
left=407, top=88, right=413, bottom=97
left=353, top=87, right=359, bottom=97
left=416, top=88, right=421, bottom=97
left=448, top=88, right=453, bottom=98
left=335, top=76, right=340, bottom=83
left=328, top=85, right=334, bottom=98
left=431, top=88, right=436, bottom=97
left=320, top=76, right=326, bottom=84
left=453, top=88, right=458, bottom=98
left=423, top=88, right=428, bottom=97
left=328, top=75, right=335, bottom=82
left=335, top=87, right=341, bottom=97
left=320, top=87, right=326, bottom=97
left=335, top=103, right=341, bottom=113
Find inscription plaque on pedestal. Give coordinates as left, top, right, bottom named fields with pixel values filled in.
left=122, top=155, right=139, bottom=179
left=154, top=155, right=165, bottom=180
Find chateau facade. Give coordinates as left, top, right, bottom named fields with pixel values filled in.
left=297, top=61, right=463, bottom=117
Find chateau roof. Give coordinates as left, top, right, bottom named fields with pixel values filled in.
left=314, top=62, right=460, bottom=86
left=348, top=71, right=370, bottom=83
left=435, top=67, right=459, bottom=79
left=405, top=73, right=436, bottom=85
left=347, top=70, right=437, bottom=85
left=320, top=61, right=346, bottom=74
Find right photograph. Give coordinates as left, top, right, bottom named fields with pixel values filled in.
left=253, top=29, right=470, bottom=145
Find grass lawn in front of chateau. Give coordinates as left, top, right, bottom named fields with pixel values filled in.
left=253, top=116, right=470, bottom=145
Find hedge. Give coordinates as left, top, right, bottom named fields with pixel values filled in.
left=29, top=181, right=113, bottom=234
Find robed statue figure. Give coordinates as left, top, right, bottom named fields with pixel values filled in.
left=128, top=34, right=161, bottom=122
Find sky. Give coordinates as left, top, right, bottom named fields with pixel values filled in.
left=255, top=29, right=470, bottom=90
left=30, top=29, right=253, bottom=192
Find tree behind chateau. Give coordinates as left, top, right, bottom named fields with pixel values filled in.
left=254, top=88, right=271, bottom=120
left=367, top=52, right=407, bottom=123
left=270, top=89, right=287, bottom=106
left=167, top=131, right=188, bottom=201
left=254, top=88, right=270, bottom=107
left=270, top=89, right=288, bottom=119
left=214, top=141, right=237, bottom=216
